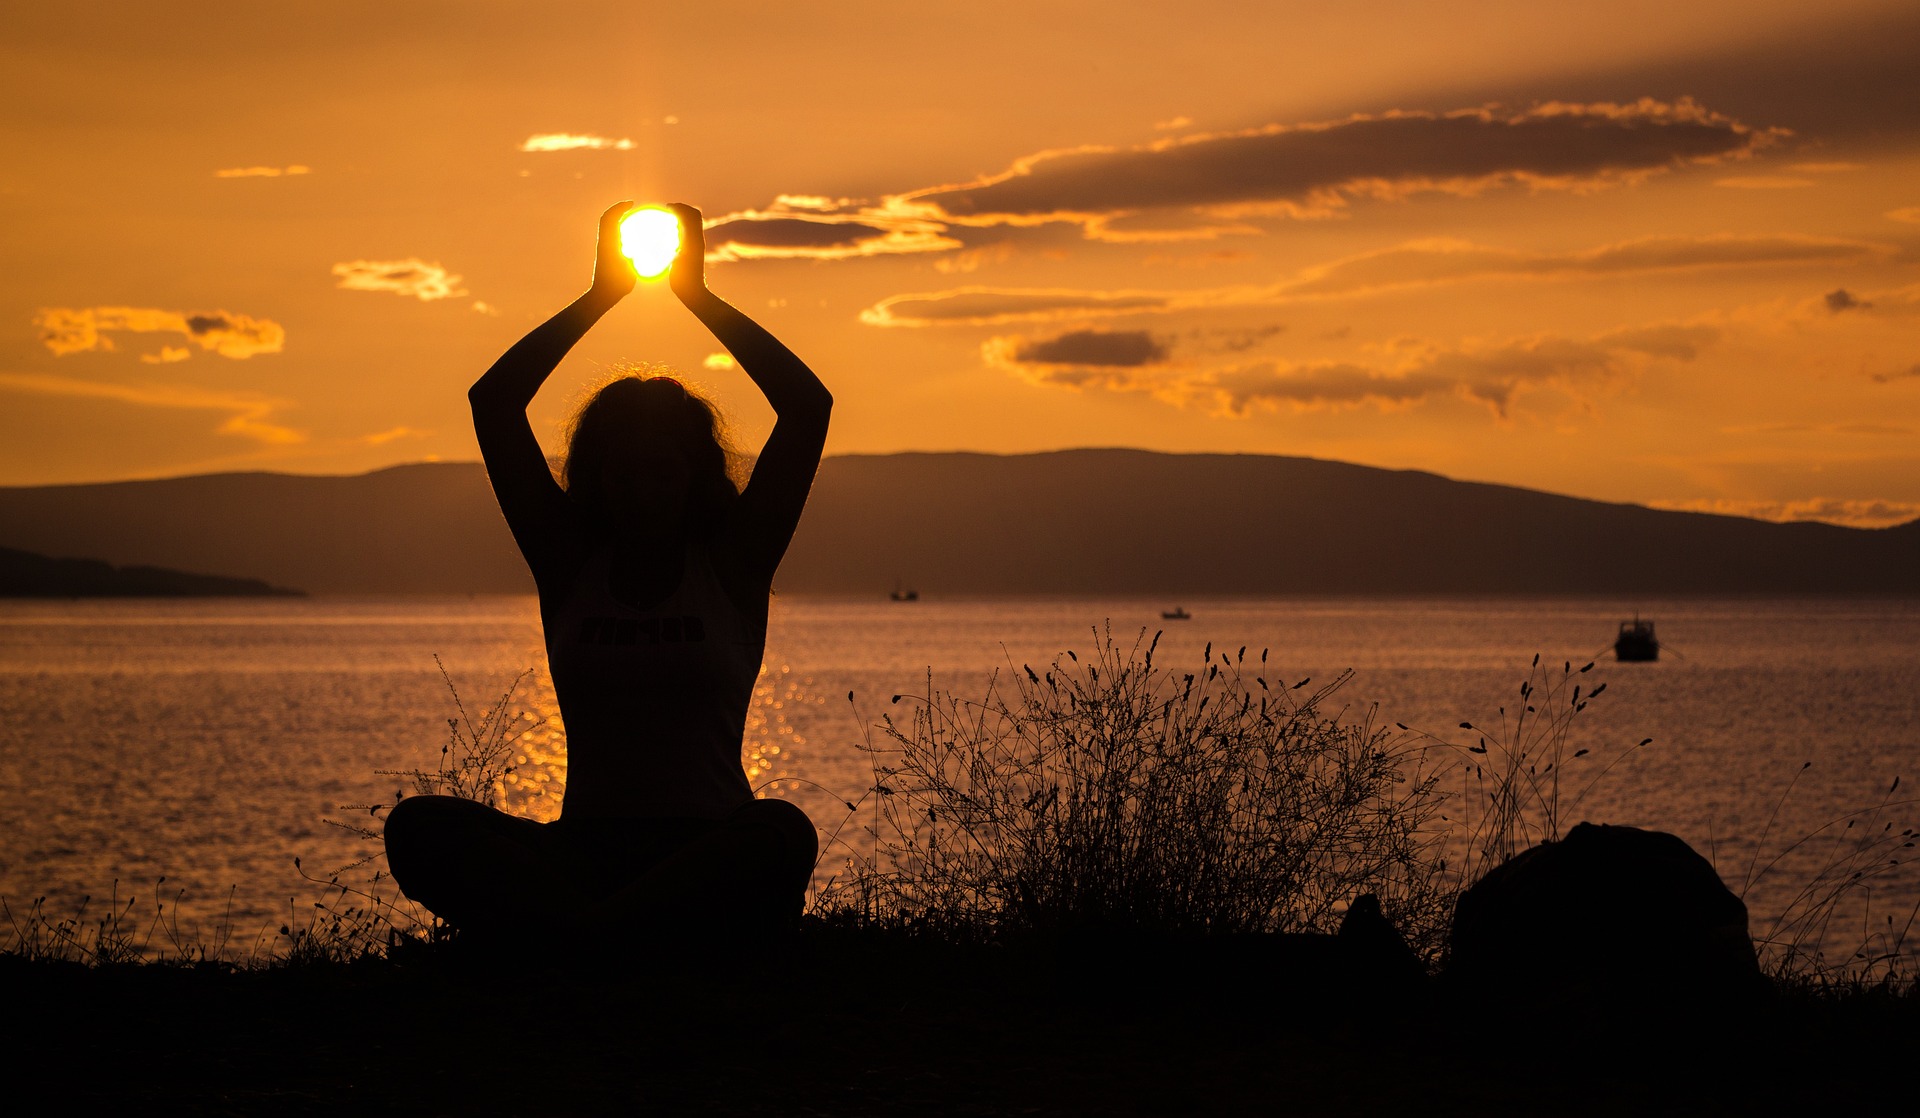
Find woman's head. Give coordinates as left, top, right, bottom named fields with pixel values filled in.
left=560, top=369, right=743, bottom=536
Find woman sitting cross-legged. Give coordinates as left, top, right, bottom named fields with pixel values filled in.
left=384, top=201, right=829, bottom=949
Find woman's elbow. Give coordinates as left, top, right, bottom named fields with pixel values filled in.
left=779, top=384, right=832, bottom=422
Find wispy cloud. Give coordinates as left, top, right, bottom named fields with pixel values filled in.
left=331, top=259, right=467, bottom=301
left=866, top=287, right=1177, bottom=327
left=1281, top=234, right=1882, bottom=298
left=1647, top=497, right=1920, bottom=529
left=518, top=133, right=634, bottom=152
left=1714, top=175, right=1813, bottom=189
left=999, top=325, right=1718, bottom=419
left=1887, top=207, right=1920, bottom=225
left=863, top=233, right=1879, bottom=327
left=1719, top=422, right=1913, bottom=436
left=34, top=306, right=285, bottom=359
left=359, top=425, right=431, bottom=446
left=0, top=372, right=303, bottom=445
left=214, top=165, right=311, bottom=178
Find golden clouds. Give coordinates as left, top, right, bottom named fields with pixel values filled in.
left=330, top=258, right=466, bottom=301
left=0, top=372, right=303, bottom=445
left=707, top=99, right=1783, bottom=267
left=214, top=165, right=311, bottom=178
left=34, top=306, right=285, bottom=359
left=1715, top=175, right=1814, bottom=189
left=518, top=133, right=633, bottom=152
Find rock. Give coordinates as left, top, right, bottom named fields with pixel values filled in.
left=1339, top=893, right=1428, bottom=988
left=1446, top=822, right=1760, bottom=1006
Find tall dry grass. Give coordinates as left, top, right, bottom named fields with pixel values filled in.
left=815, top=627, right=1455, bottom=954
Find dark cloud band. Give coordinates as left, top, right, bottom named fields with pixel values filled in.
left=984, top=329, right=1171, bottom=372
left=913, top=100, right=1772, bottom=225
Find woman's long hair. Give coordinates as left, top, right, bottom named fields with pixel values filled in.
left=559, top=368, right=746, bottom=537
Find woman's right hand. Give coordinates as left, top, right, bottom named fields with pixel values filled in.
left=665, top=202, right=709, bottom=303
left=589, top=200, right=639, bottom=303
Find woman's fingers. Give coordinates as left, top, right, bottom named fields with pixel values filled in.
left=592, top=200, right=640, bottom=298
left=666, top=203, right=707, bottom=297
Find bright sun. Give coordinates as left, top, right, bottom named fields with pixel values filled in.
left=619, top=207, right=682, bottom=278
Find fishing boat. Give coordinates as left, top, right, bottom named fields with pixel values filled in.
left=1161, top=606, right=1191, bottom=620
left=1614, top=616, right=1658, bottom=662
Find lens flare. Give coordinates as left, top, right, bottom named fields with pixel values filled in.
left=619, top=208, right=682, bottom=278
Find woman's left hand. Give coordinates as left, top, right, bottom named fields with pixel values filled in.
left=666, top=203, right=708, bottom=302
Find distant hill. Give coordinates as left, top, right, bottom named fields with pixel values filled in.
left=0, top=545, right=302, bottom=598
left=0, top=451, right=1914, bottom=595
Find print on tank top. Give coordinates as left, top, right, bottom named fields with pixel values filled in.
left=576, top=613, right=708, bottom=647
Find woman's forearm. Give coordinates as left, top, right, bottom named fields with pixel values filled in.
left=473, top=201, right=638, bottom=413
left=682, top=288, right=832, bottom=418
left=468, top=291, right=619, bottom=411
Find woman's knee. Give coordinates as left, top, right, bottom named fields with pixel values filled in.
left=383, top=795, right=513, bottom=886
left=733, top=796, right=818, bottom=879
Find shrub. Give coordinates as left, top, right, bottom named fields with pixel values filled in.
left=820, top=628, right=1453, bottom=953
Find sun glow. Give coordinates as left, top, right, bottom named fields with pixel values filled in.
left=619, top=208, right=682, bottom=278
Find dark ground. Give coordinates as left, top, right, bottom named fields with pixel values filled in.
left=5, top=932, right=1915, bottom=1116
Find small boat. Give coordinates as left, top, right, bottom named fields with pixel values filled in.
left=889, top=581, right=919, bottom=602
left=1161, top=606, right=1191, bottom=620
left=1614, top=616, right=1658, bottom=662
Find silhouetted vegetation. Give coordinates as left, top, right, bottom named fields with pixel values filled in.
left=814, top=628, right=1454, bottom=955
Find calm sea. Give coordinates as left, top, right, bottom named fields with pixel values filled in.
left=2, top=595, right=1915, bottom=968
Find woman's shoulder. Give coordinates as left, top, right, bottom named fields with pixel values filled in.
left=694, top=532, right=772, bottom=624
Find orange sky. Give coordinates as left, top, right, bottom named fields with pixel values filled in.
left=4, top=1, right=1917, bottom=526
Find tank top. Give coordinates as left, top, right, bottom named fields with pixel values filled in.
left=542, top=543, right=763, bottom=820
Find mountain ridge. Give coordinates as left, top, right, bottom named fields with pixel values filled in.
left=0, top=451, right=1912, bottom=595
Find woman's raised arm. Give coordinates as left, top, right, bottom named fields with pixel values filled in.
left=469, top=201, right=638, bottom=588
left=666, top=204, right=832, bottom=588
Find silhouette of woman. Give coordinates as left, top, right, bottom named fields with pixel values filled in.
left=384, top=202, right=829, bottom=947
